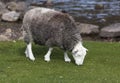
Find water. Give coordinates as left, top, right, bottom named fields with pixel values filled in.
left=27, top=0, right=120, bottom=25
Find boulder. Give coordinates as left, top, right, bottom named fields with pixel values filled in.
left=1, top=11, right=20, bottom=22
left=0, top=22, right=24, bottom=41
left=6, top=1, right=27, bottom=12
left=0, top=2, right=9, bottom=17
left=16, top=1, right=27, bottom=12
left=6, top=2, right=17, bottom=11
left=76, top=22, right=100, bottom=35
left=0, top=1, right=6, bottom=9
left=95, top=4, right=104, bottom=10
left=100, top=23, right=120, bottom=37
left=0, top=9, right=9, bottom=17
left=0, top=28, right=12, bottom=41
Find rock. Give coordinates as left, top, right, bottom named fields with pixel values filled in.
left=30, top=2, right=45, bottom=7
left=76, top=22, right=100, bottom=35
left=16, top=1, right=27, bottom=12
left=6, top=2, right=17, bottom=11
left=2, top=11, right=20, bottom=22
left=0, top=21, right=23, bottom=41
left=0, top=0, right=15, bottom=3
left=5, top=1, right=27, bottom=20
left=6, top=1, right=27, bottom=12
left=28, top=6, right=37, bottom=10
left=0, top=9, right=9, bottom=18
left=30, top=0, right=53, bottom=8
left=0, top=28, right=12, bottom=41
left=0, top=2, right=9, bottom=17
left=100, top=23, right=120, bottom=37
left=16, top=1, right=27, bottom=20
left=0, top=1, right=6, bottom=9
left=0, top=35, right=10, bottom=41
left=95, top=4, right=104, bottom=10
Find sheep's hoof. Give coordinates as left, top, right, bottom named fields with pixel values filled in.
left=65, top=59, right=71, bottom=63
left=44, top=57, right=50, bottom=62
left=44, top=58, right=50, bottom=62
left=29, top=56, right=35, bottom=61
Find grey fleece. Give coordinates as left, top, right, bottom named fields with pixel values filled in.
left=22, top=8, right=82, bottom=51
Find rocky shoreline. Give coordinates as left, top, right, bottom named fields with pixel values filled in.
left=0, top=1, right=120, bottom=42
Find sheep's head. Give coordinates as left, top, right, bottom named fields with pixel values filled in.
left=72, top=42, right=88, bottom=65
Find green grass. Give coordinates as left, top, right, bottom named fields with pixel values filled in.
left=0, top=41, right=120, bottom=83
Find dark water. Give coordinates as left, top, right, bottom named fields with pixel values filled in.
left=28, top=0, right=120, bottom=26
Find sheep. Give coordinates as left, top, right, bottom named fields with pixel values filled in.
left=22, top=7, right=88, bottom=65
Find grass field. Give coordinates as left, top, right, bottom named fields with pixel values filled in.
left=0, top=41, right=120, bottom=83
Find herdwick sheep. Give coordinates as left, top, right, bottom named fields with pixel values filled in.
left=22, top=7, right=88, bottom=65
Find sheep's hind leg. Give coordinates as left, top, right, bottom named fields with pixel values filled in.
left=44, top=47, right=53, bottom=62
left=64, top=52, right=71, bottom=62
left=25, top=42, right=35, bottom=61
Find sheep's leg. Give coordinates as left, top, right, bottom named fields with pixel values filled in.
left=44, top=47, right=53, bottom=62
left=25, top=48, right=28, bottom=57
left=64, top=52, right=71, bottom=62
left=25, top=43, right=35, bottom=61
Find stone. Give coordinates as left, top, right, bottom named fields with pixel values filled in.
left=5, top=28, right=12, bottom=36
left=6, top=1, right=27, bottom=12
left=5, top=1, right=26, bottom=20
left=0, top=35, right=10, bottom=41
left=30, top=0, right=53, bottom=7
left=100, top=23, right=120, bottom=37
left=0, top=9, right=9, bottom=17
left=0, top=21, right=24, bottom=41
left=6, top=2, right=17, bottom=11
left=0, top=1, right=6, bottom=9
left=16, top=1, right=27, bottom=12
left=95, top=4, right=104, bottom=10
left=0, top=2, right=9, bottom=17
left=2, top=11, right=20, bottom=22
left=0, top=28, right=12, bottom=41
left=76, top=22, right=99, bottom=35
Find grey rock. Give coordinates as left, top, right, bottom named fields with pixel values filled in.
left=2, top=11, right=20, bottom=22
left=76, top=22, right=99, bottom=35
left=95, top=4, right=104, bottom=10
left=6, top=1, right=27, bottom=12
left=28, top=6, right=38, bottom=10
left=0, top=2, right=9, bottom=17
left=0, top=1, right=6, bottom=8
left=6, top=2, right=17, bottom=11
left=0, top=28, right=12, bottom=41
left=0, top=21, right=24, bottom=41
left=0, top=9, right=9, bottom=17
left=100, top=23, right=120, bottom=37
left=0, top=35, right=10, bottom=41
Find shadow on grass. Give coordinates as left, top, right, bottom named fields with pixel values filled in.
left=32, top=44, right=74, bottom=62
left=15, top=42, right=74, bottom=63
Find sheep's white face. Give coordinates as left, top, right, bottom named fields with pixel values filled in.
left=72, top=42, right=88, bottom=65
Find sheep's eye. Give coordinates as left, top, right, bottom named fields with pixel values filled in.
left=73, top=50, right=78, bottom=55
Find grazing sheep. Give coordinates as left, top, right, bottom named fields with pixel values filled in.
left=22, top=7, right=88, bottom=65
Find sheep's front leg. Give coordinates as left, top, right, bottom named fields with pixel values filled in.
left=25, top=48, right=29, bottom=57
left=44, top=47, right=53, bottom=62
left=64, top=52, right=71, bottom=62
left=25, top=43, right=35, bottom=61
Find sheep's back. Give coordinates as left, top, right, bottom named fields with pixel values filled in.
left=22, top=7, right=80, bottom=49
left=23, top=8, right=65, bottom=46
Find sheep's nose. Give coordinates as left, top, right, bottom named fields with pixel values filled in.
left=75, top=60, right=83, bottom=66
